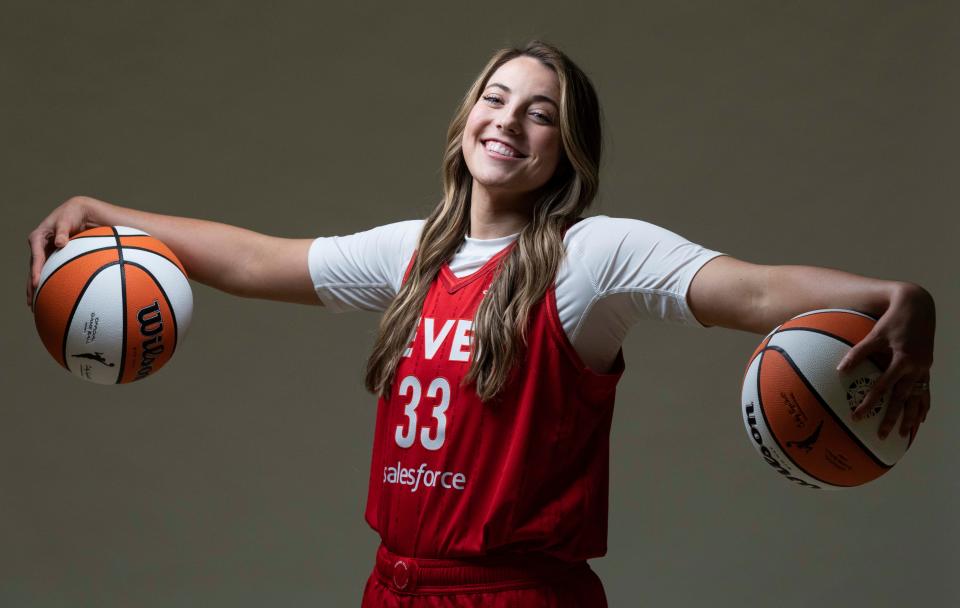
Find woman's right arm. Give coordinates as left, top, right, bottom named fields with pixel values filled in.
left=26, top=195, right=321, bottom=308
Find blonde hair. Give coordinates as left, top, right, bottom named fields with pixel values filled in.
left=365, top=40, right=602, bottom=402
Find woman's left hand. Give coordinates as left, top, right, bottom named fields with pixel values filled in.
left=836, top=283, right=936, bottom=440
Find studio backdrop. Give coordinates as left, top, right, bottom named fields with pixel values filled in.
left=3, top=2, right=957, bottom=606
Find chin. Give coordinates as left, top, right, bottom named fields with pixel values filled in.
left=472, top=171, right=522, bottom=192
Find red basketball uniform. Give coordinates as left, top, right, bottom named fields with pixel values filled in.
left=361, top=233, right=625, bottom=606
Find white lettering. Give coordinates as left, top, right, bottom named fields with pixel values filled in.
left=448, top=319, right=473, bottom=362
left=424, top=318, right=455, bottom=359
left=402, top=317, right=478, bottom=362
left=402, top=317, right=421, bottom=358
left=394, top=376, right=420, bottom=449
left=440, top=472, right=454, bottom=489
left=419, top=377, right=450, bottom=451
left=412, top=463, right=427, bottom=493
left=381, top=461, right=468, bottom=493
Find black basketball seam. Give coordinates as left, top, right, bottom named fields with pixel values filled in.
left=791, top=309, right=878, bottom=322
left=124, top=261, right=180, bottom=359
left=755, top=350, right=837, bottom=488
left=60, top=261, right=121, bottom=375
left=775, top=327, right=855, bottom=347
left=763, top=345, right=893, bottom=470
left=68, top=233, right=151, bottom=239
left=34, top=245, right=119, bottom=303
left=118, top=246, right=184, bottom=274
left=113, top=227, right=127, bottom=384
left=39, top=237, right=183, bottom=382
left=772, top=327, right=889, bottom=371
left=35, top=244, right=178, bottom=304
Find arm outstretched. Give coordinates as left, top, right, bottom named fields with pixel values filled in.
left=27, top=195, right=319, bottom=306
left=687, top=255, right=935, bottom=440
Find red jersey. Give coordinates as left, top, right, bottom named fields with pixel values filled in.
left=365, top=238, right=625, bottom=562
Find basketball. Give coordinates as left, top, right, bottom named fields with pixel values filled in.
left=740, top=308, right=912, bottom=489
left=32, top=226, right=193, bottom=384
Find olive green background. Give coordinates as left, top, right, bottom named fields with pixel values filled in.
left=3, top=1, right=957, bottom=606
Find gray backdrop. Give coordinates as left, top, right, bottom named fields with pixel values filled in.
left=3, top=2, right=957, bottom=606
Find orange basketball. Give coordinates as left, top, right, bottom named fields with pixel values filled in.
left=32, top=226, right=193, bottom=384
left=741, top=309, right=912, bottom=489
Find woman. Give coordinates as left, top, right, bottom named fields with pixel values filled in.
left=27, top=41, right=935, bottom=607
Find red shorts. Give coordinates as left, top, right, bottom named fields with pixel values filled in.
left=361, top=544, right=607, bottom=607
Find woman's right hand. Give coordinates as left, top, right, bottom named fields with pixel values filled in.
left=26, top=196, right=101, bottom=309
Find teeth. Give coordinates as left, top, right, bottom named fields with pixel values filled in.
left=485, top=140, right=520, bottom=157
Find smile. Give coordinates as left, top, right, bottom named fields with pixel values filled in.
left=481, top=139, right=527, bottom=159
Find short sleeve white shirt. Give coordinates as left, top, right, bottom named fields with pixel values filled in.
left=308, top=215, right=726, bottom=373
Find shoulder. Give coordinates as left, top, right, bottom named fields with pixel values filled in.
left=313, top=218, right=425, bottom=260
left=386, top=218, right=426, bottom=234
left=307, top=218, right=427, bottom=312
left=561, top=214, right=722, bottom=296
left=564, top=215, right=689, bottom=249
left=380, top=218, right=425, bottom=256
left=358, top=218, right=425, bottom=244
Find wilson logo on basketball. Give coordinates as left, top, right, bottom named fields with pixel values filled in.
left=135, top=300, right=165, bottom=380
left=744, top=402, right=821, bottom=489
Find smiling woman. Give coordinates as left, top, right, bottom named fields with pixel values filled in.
left=25, top=38, right=936, bottom=608
left=461, top=56, right=563, bottom=207
left=364, top=44, right=604, bottom=407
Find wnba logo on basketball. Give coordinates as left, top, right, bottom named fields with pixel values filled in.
left=135, top=300, right=165, bottom=380
left=846, top=377, right=883, bottom=418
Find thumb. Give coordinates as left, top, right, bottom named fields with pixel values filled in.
left=837, top=334, right=878, bottom=371
left=53, top=219, right=71, bottom=248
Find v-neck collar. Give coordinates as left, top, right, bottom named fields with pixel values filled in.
left=439, top=240, right=517, bottom=293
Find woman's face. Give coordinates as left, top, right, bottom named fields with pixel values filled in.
left=462, top=56, right=563, bottom=201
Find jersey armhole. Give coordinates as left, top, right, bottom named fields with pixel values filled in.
left=545, top=216, right=625, bottom=383
left=544, top=282, right=625, bottom=383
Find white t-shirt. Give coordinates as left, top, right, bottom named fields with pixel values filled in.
left=308, top=215, right=726, bottom=373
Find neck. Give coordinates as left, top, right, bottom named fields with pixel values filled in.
left=467, top=181, right=534, bottom=239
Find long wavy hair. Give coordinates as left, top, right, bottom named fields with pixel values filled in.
left=364, top=40, right=603, bottom=403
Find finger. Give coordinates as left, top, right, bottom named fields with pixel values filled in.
left=876, top=399, right=901, bottom=440
left=53, top=217, right=72, bottom=248
left=27, top=231, right=53, bottom=303
left=898, top=395, right=921, bottom=438
left=878, top=372, right=917, bottom=439
left=916, top=379, right=930, bottom=423
left=852, top=354, right=909, bottom=421
left=837, top=334, right=879, bottom=372
left=905, top=417, right=919, bottom=448
left=851, top=364, right=895, bottom=420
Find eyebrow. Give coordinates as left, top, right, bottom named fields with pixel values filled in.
left=486, top=82, right=559, bottom=109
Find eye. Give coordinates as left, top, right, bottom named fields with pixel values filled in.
left=530, top=110, right=553, bottom=124
left=482, top=94, right=503, bottom=104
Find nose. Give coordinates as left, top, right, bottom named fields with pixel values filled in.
left=496, top=106, right=522, bottom=135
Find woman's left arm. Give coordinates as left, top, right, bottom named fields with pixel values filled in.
left=687, top=256, right=936, bottom=440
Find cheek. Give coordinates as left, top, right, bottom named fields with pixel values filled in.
left=461, top=116, right=479, bottom=164
left=463, top=106, right=485, bottom=143
left=536, top=134, right=563, bottom=174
